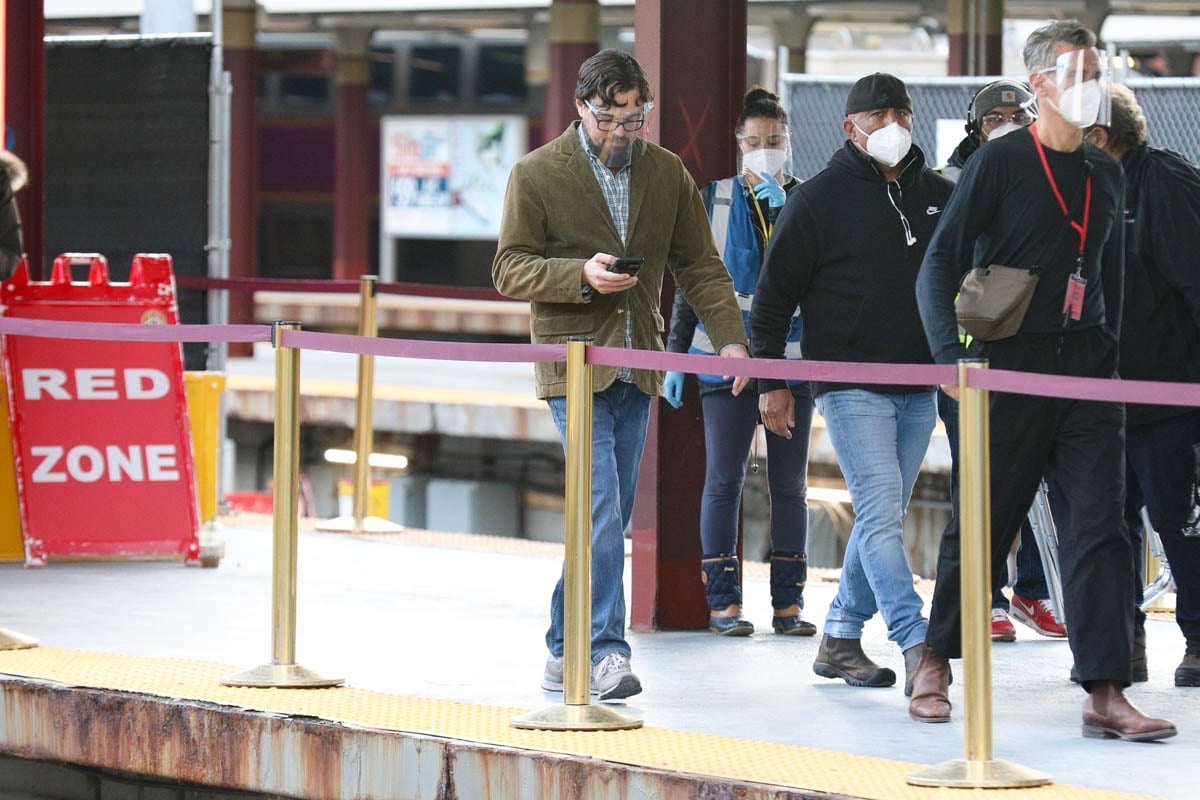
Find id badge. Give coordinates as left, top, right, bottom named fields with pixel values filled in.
left=1063, top=273, right=1087, bottom=321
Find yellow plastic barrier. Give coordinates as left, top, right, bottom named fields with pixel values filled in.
left=184, top=372, right=225, bottom=526
left=0, top=373, right=23, bottom=562
left=336, top=479, right=389, bottom=519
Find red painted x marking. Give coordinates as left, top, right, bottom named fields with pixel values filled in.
left=676, top=98, right=712, bottom=174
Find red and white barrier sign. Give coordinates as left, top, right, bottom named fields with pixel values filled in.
left=1, top=253, right=201, bottom=565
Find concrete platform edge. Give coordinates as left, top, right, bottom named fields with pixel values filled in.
left=0, top=675, right=844, bottom=800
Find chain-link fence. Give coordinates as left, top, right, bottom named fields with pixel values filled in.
left=781, top=74, right=1200, bottom=179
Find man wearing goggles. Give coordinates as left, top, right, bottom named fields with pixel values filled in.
left=915, top=19, right=1176, bottom=741
left=943, top=79, right=1037, bottom=181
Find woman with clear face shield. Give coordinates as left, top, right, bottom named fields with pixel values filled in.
left=663, top=87, right=816, bottom=638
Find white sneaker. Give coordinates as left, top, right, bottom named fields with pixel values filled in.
left=541, top=655, right=564, bottom=692
left=591, top=652, right=642, bottom=701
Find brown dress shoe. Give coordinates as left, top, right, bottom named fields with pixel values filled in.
left=1082, top=681, right=1176, bottom=742
left=908, top=647, right=952, bottom=723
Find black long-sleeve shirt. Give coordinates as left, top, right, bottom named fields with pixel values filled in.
left=917, top=126, right=1124, bottom=366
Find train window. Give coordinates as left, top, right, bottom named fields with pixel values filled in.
left=260, top=210, right=333, bottom=280
left=477, top=44, right=527, bottom=104
left=278, top=75, right=331, bottom=107
left=369, top=47, right=394, bottom=106
left=410, top=45, right=461, bottom=103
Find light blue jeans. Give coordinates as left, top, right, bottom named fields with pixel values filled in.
left=815, top=388, right=934, bottom=651
left=545, top=381, right=651, bottom=662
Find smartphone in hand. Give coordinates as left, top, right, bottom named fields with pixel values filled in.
left=608, top=257, right=645, bottom=276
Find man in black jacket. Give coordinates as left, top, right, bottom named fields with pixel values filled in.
left=914, top=20, right=1175, bottom=740
left=1087, top=83, right=1200, bottom=688
left=750, top=73, right=953, bottom=697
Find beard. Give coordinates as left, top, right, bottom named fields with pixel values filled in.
left=584, top=129, right=634, bottom=169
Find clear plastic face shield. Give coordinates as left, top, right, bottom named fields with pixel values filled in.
left=1039, top=47, right=1114, bottom=128
left=736, top=121, right=791, bottom=184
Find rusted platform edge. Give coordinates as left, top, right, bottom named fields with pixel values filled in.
left=0, top=676, right=844, bottom=800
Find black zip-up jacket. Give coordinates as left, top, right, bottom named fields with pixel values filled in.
left=1118, top=143, right=1200, bottom=427
left=917, top=126, right=1124, bottom=366
left=750, top=139, right=953, bottom=397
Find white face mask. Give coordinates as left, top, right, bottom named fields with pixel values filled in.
left=1057, top=79, right=1103, bottom=128
left=855, top=121, right=912, bottom=168
left=742, top=148, right=788, bottom=179
left=987, top=121, right=1024, bottom=141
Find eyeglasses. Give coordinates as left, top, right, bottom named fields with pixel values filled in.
left=584, top=99, right=653, bottom=132
left=735, top=133, right=789, bottom=149
left=981, top=110, right=1035, bottom=128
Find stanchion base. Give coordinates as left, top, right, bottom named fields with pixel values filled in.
left=511, top=703, right=643, bottom=731
left=907, top=758, right=1051, bottom=788
left=0, top=628, right=38, bottom=650
left=220, top=663, right=344, bottom=688
left=315, top=515, right=405, bottom=534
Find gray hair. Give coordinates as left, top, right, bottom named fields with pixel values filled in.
left=1023, top=19, right=1097, bottom=72
left=1103, top=84, right=1149, bottom=153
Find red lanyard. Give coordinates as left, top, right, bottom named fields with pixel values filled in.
left=1030, top=122, right=1092, bottom=260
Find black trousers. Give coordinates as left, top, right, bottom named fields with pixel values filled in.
left=1126, top=411, right=1200, bottom=643
left=926, top=327, right=1136, bottom=685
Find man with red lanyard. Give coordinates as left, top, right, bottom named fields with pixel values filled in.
left=912, top=19, right=1176, bottom=740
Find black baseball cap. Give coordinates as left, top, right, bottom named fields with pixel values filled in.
left=845, top=73, right=913, bottom=115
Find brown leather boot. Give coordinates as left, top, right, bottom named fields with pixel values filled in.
left=1082, top=681, right=1176, bottom=741
left=908, top=647, right=952, bottom=723
left=812, top=634, right=896, bottom=687
left=1176, top=639, right=1200, bottom=687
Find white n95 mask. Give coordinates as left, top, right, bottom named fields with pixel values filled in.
left=742, top=148, right=788, bottom=178
left=1058, top=80, right=1103, bottom=128
left=857, top=121, right=912, bottom=168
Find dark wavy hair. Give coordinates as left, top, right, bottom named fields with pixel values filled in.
left=738, top=86, right=787, bottom=131
left=574, top=49, right=653, bottom=107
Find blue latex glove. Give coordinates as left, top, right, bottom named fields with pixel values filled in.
left=663, top=371, right=685, bottom=409
left=754, top=172, right=786, bottom=208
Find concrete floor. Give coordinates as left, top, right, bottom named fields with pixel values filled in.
left=0, top=521, right=1193, bottom=799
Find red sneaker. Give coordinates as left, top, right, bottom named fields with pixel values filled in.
left=1010, top=594, right=1066, bottom=638
left=991, top=608, right=1017, bottom=642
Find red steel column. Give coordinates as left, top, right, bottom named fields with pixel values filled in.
left=7, top=1, right=43, bottom=277
left=333, top=28, right=370, bottom=280
left=224, top=0, right=257, bottom=355
left=947, top=0, right=1002, bottom=76
left=545, top=0, right=598, bottom=138
left=631, top=0, right=746, bottom=630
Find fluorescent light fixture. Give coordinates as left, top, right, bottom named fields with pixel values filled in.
left=323, top=448, right=409, bottom=470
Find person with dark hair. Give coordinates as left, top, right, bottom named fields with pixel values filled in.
left=914, top=19, right=1176, bottom=739
left=494, top=49, right=750, bottom=701
left=1086, top=83, right=1200, bottom=689
left=751, top=73, right=953, bottom=693
left=0, top=148, right=27, bottom=278
left=663, top=87, right=814, bottom=638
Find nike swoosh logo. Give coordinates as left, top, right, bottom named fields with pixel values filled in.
left=926, top=206, right=941, bottom=215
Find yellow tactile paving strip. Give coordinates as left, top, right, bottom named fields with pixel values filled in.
left=0, top=647, right=1157, bottom=800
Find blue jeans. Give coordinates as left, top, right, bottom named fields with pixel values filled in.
left=545, top=381, right=651, bottom=662
left=816, top=388, right=934, bottom=651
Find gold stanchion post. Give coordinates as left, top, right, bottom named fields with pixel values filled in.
left=512, top=338, right=641, bottom=731
left=318, top=276, right=403, bottom=534
left=908, top=360, right=1049, bottom=788
left=0, top=628, right=37, bottom=650
left=223, top=322, right=343, bottom=689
